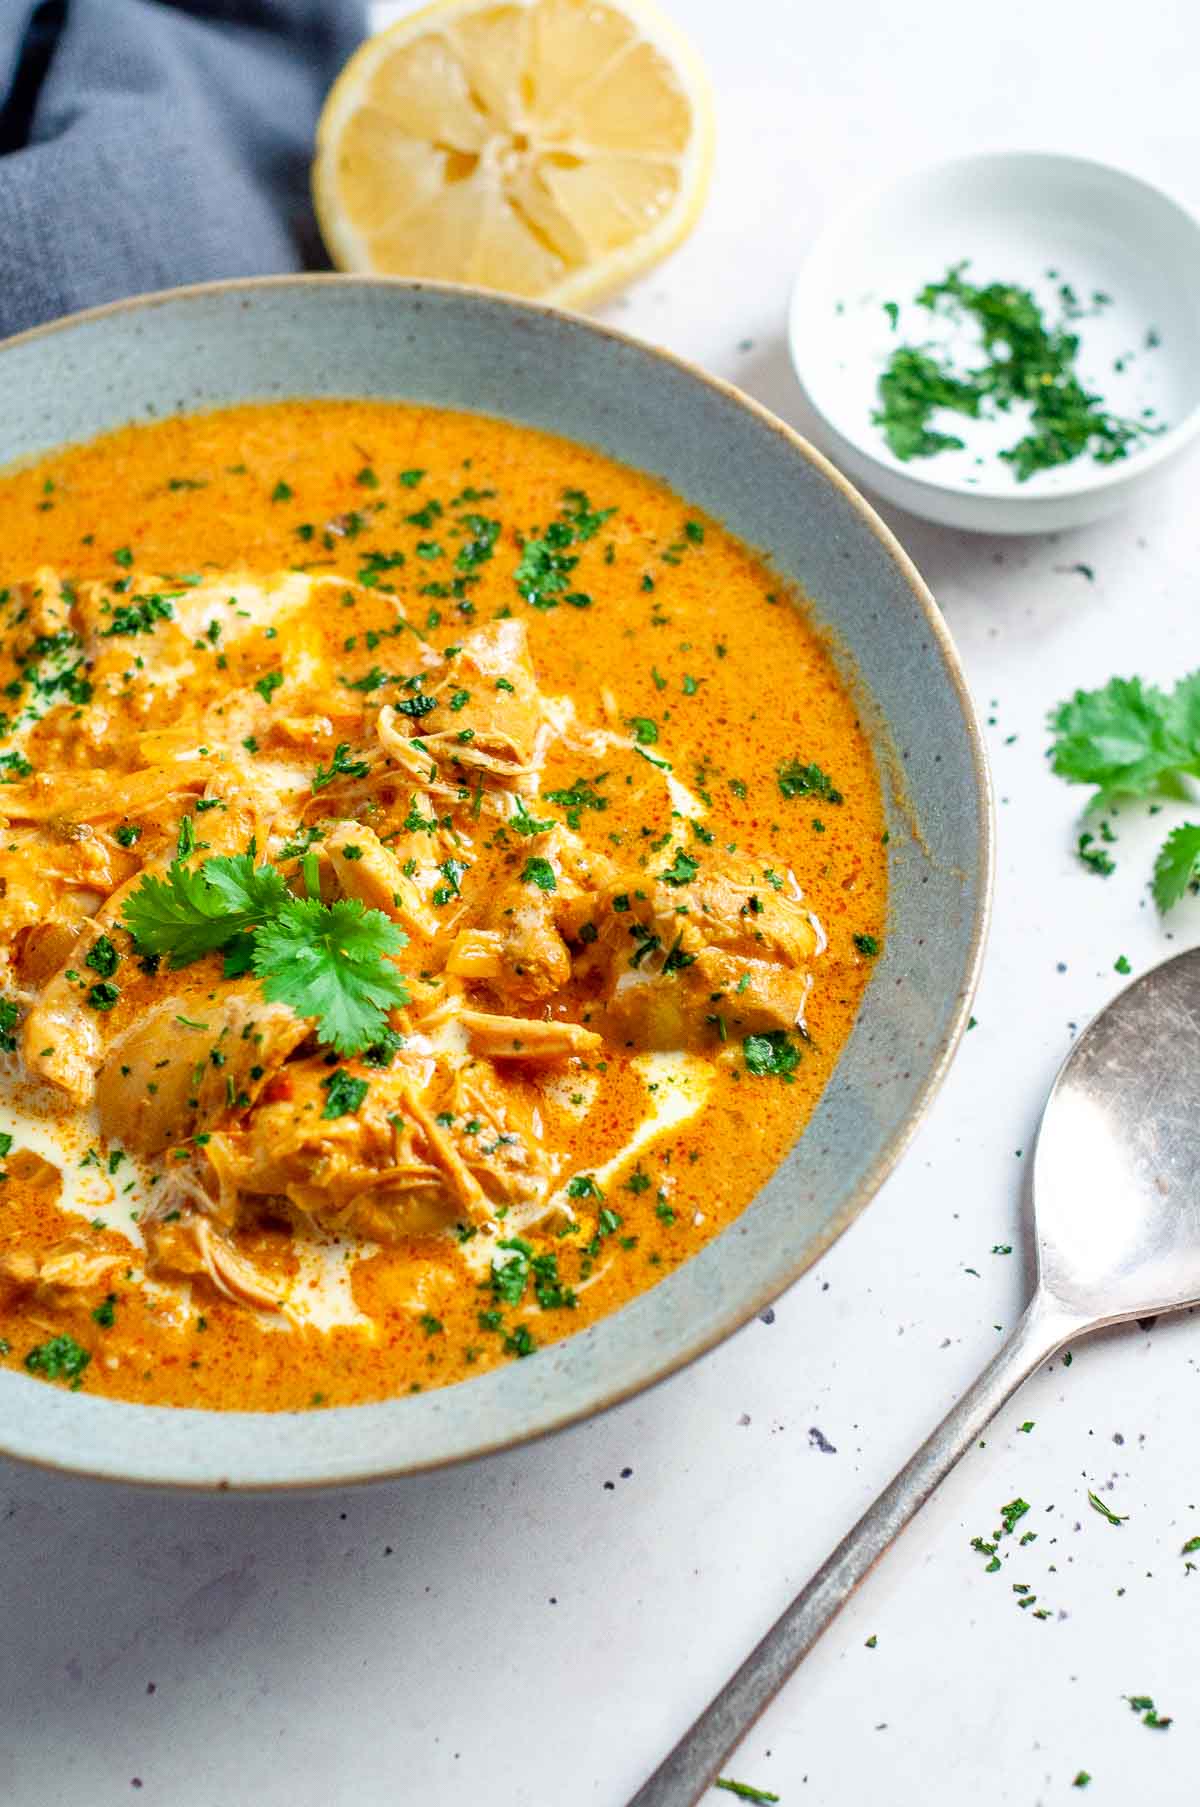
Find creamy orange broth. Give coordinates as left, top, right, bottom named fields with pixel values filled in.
left=0, top=401, right=885, bottom=1410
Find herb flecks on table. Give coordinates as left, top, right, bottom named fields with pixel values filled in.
left=873, top=263, right=1161, bottom=481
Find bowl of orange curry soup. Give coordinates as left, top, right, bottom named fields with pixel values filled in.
left=0, top=278, right=990, bottom=1486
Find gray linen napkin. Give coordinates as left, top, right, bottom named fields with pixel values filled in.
left=0, top=0, right=367, bottom=339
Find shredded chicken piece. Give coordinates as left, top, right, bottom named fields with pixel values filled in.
left=400, top=1084, right=489, bottom=1222
left=17, top=568, right=74, bottom=640
left=0, top=759, right=218, bottom=827
left=145, top=1215, right=282, bottom=1311
left=377, top=619, right=545, bottom=791
left=0, top=1237, right=123, bottom=1306
left=456, top=1009, right=601, bottom=1060
left=325, top=819, right=438, bottom=942
left=571, top=851, right=820, bottom=1049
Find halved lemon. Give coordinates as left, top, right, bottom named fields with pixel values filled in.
left=312, top=0, right=714, bottom=308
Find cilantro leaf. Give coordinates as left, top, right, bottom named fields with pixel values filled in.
left=1049, top=671, right=1200, bottom=910
left=1048, top=675, right=1191, bottom=803
left=1152, top=823, right=1200, bottom=912
left=122, top=858, right=285, bottom=965
left=254, top=897, right=409, bottom=1055
left=195, top=854, right=291, bottom=918
left=123, top=856, right=408, bottom=1052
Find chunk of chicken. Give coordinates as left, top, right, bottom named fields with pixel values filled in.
left=445, top=823, right=610, bottom=1006
left=324, top=819, right=439, bottom=943
left=0, top=758, right=218, bottom=827
left=95, top=985, right=311, bottom=1157
left=191, top=1043, right=557, bottom=1239
left=377, top=619, right=545, bottom=791
left=13, top=567, right=74, bottom=640
left=446, top=884, right=571, bottom=1003
left=571, top=850, right=820, bottom=1049
left=195, top=1054, right=492, bottom=1240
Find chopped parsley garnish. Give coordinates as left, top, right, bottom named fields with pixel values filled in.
left=1126, top=1695, right=1172, bottom=1730
left=874, top=263, right=1159, bottom=480
left=87, top=981, right=120, bottom=1012
left=122, top=853, right=409, bottom=1054
left=1076, top=829, right=1116, bottom=876
left=511, top=797, right=554, bottom=836
left=254, top=669, right=284, bottom=704
left=777, top=759, right=843, bottom=803
left=854, top=933, right=880, bottom=956
left=659, top=849, right=698, bottom=886
left=85, top=935, right=120, bottom=979
left=521, top=857, right=556, bottom=892
left=743, top=1031, right=801, bottom=1080
left=91, top=1293, right=117, bottom=1328
left=312, top=742, right=371, bottom=791
left=321, top=1068, right=369, bottom=1119
left=1088, top=1489, right=1128, bottom=1526
left=714, top=1781, right=779, bottom=1803
left=101, top=593, right=174, bottom=636
left=455, top=514, right=500, bottom=571
left=491, top=1237, right=532, bottom=1305
left=24, top=1333, right=90, bottom=1387
left=271, top=480, right=293, bottom=503
left=0, top=999, right=19, bottom=1052
left=513, top=489, right=614, bottom=610
left=432, top=858, right=469, bottom=905
left=357, top=550, right=406, bottom=588
left=544, top=775, right=608, bottom=828
left=394, top=693, right=438, bottom=720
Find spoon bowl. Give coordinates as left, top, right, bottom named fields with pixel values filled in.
left=1034, top=946, right=1200, bottom=1324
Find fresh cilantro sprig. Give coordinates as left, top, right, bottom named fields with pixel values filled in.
left=1048, top=671, right=1200, bottom=911
left=122, top=853, right=409, bottom=1053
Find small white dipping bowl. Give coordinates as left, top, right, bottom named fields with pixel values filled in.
left=788, top=152, right=1200, bottom=533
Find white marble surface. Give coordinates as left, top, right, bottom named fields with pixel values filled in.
left=6, top=2, right=1200, bottom=1801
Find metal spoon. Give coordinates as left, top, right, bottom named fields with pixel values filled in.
left=630, top=945, right=1200, bottom=1807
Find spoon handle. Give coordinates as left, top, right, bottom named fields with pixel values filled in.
left=627, top=1291, right=1081, bottom=1807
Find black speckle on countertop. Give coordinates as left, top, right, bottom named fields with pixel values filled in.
left=809, top=1426, right=837, bottom=1454
left=759, top=1307, right=776, bottom=1326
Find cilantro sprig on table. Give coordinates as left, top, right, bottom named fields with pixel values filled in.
left=122, top=852, right=409, bottom=1054
left=1048, top=671, right=1200, bottom=911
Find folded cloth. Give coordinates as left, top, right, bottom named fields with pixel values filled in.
left=0, top=0, right=367, bottom=340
